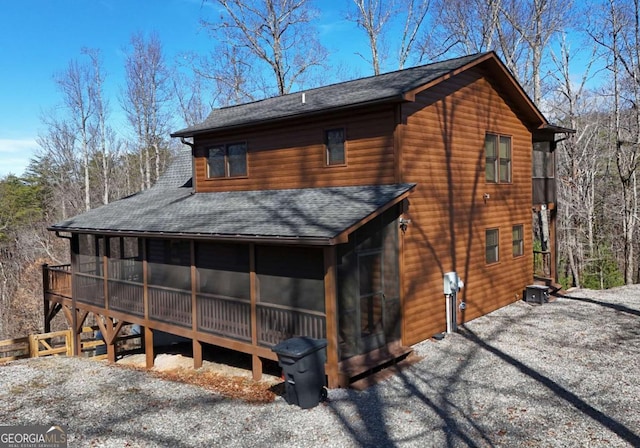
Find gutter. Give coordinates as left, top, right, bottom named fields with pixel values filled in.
left=48, top=226, right=337, bottom=247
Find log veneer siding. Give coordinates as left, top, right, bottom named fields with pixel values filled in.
left=193, top=107, right=398, bottom=192
left=399, top=71, right=534, bottom=345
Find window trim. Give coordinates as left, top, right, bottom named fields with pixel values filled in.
left=485, top=133, right=512, bottom=184
left=512, top=224, right=524, bottom=258
left=325, top=127, right=347, bottom=167
left=486, top=228, right=500, bottom=265
left=206, top=142, right=248, bottom=179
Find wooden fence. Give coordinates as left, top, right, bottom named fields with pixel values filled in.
left=0, top=327, right=121, bottom=363
left=0, top=329, right=72, bottom=363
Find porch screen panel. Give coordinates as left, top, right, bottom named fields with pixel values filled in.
left=74, top=234, right=105, bottom=307
left=147, top=239, right=191, bottom=290
left=196, top=242, right=250, bottom=299
left=337, top=206, right=402, bottom=360
left=256, top=246, right=324, bottom=312
left=147, top=239, right=192, bottom=327
left=108, top=236, right=143, bottom=316
left=76, top=233, right=104, bottom=275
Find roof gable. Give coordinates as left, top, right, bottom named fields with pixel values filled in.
left=172, top=52, right=549, bottom=137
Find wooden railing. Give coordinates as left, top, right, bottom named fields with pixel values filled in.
left=197, top=293, right=251, bottom=342
left=42, top=265, right=327, bottom=350
left=44, top=264, right=72, bottom=299
left=257, top=303, right=326, bottom=347
left=108, top=279, right=144, bottom=316
left=149, top=285, right=192, bottom=327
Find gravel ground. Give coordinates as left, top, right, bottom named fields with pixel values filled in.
left=1, top=286, right=640, bottom=447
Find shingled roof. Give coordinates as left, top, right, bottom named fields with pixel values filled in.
left=172, top=53, right=493, bottom=137
left=50, top=151, right=415, bottom=244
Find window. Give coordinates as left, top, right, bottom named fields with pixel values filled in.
left=207, top=143, right=247, bottom=178
left=325, top=128, right=345, bottom=165
left=512, top=224, right=524, bottom=257
left=485, top=133, right=511, bottom=183
left=486, top=228, right=499, bottom=264
left=533, top=142, right=554, bottom=178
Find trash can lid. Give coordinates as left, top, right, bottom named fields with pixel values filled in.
left=271, top=337, right=328, bottom=358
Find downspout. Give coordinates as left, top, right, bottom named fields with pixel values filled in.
left=180, top=137, right=196, bottom=194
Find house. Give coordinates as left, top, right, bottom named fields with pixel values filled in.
left=43, top=52, right=567, bottom=388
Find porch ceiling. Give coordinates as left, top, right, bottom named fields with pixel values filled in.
left=49, top=183, right=415, bottom=245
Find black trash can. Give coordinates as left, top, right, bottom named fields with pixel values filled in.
left=272, top=337, right=327, bottom=409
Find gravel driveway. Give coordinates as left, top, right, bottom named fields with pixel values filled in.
left=1, top=286, right=640, bottom=447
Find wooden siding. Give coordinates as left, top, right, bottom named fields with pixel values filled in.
left=400, top=70, right=534, bottom=345
left=192, top=106, right=398, bottom=192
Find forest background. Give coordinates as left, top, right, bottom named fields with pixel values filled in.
left=1, top=0, right=639, bottom=339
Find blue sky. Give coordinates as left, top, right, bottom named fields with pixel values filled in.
left=0, top=0, right=369, bottom=177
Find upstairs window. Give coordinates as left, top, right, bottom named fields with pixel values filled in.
left=325, top=128, right=345, bottom=166
left=207, top=143, right=247, bottom=178
left=486, top=228, right=499, bottom=264
left=485, top=133, right=511, bottom=183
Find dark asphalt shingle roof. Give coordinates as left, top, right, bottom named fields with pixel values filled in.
left=172, top=53, right=489, bottom=137
left=51, top=151, right=415, bottom=242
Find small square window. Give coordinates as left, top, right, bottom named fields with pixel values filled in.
left=207, top=143, right=247, bottom=178
left=326, top=128, right=345, bottom=165
left=512, top=224, right=524, bottom=257
left=486, top=228, right=499, bottom=264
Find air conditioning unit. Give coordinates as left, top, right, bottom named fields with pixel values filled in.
left=525, top=285, right=549, bottom=304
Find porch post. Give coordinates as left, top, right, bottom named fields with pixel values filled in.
left=250, top=243, right=262, bottom=380
left=42, top=264, right=51, bottom=334
left=324, top=246, right=340, bottom=388
left=142, top=238, right=154, bottom=369
left=191, top=240, right=203, bottom=369
left=70, top=234, right=80, bottom=356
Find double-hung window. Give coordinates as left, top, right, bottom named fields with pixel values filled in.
left=207, top=143, right=247, bottom=178
left=486, top=228, right=499, bottom=264
left=485, top=133, right=512, bottom=183
left=512, top=224, right=524, bottom=257
left=325, top=128, right=345, bottom=166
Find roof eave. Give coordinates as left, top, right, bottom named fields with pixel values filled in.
left=170, top=95, right=406, bottom=139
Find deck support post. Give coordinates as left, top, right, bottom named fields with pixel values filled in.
left=193, top=339, right=202, bottom=369
left=252, top=355, right=262, bottom=381
left=144, top=326, right=154, bottom=369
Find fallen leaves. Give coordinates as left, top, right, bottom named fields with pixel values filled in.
left=147, top=367, right=282, bottom=404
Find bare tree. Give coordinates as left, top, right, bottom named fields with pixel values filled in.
left=54, top=58, right=95, bottom=211
left=502, top=0, right=574, bottom=104
left=121, top=32, right=172, bottom=190
left=83, top=48, right=113, bottom=205
left=347, top=0, right=431, bottom=73
left=348, top=0, right=395, bottom=75
left=397, top=0, right=432, bottom=69
left=550, top=36, right=602, bottom=287
left=202, top=0, right=328, bottom=98
left=590, top=0, right=640, bottom=284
